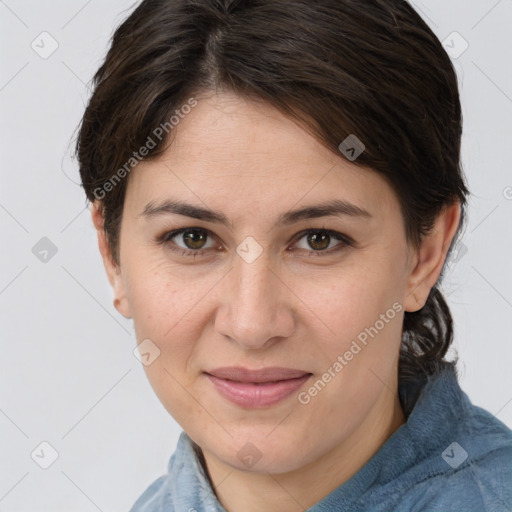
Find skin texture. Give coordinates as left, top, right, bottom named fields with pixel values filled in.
left=91, top=92, right=461, bottom=512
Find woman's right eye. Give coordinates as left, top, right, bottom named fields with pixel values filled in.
left=156, top=228, right=217, bottom=257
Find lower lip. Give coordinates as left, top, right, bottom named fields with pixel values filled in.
left=205, top=374, right=312, bottom=408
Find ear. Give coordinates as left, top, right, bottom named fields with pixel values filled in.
left=403, top=201, right=461, bottom=312
left=90, top=201, right=133, bottom=319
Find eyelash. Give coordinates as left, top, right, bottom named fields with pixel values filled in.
left=155, top=227, right=354, bottom=259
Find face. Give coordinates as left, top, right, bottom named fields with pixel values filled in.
left=93, top=91, right=455, bottom=475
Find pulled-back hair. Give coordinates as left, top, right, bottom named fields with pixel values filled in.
left=76, top=0, right=470, bottom=383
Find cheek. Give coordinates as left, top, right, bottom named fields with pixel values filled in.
left=125, top=261, right=204, bottom=375
left=294, top=268, right=406, bottom=417
left=126, top=265, right=205, bottom=423
left=295, top=259, right=404, bottom=346
left=315, top=265, right=405, bottom=394
left=126, top=255, right=197, bottom=327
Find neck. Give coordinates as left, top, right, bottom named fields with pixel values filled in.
left=200, top=379, right=406, bottom=512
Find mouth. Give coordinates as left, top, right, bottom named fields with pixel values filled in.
left=204, top=367, right=313, bottom=408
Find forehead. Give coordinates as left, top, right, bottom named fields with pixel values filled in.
left=123, top=92, right=398, bottom=224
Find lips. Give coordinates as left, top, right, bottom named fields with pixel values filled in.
left=205, top=366, right=312, bottom=408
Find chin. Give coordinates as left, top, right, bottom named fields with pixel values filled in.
left=201, top=430, right=318, bottom=475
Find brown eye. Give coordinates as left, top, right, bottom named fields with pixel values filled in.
left=306, top=232, right=331, bottom=251
left=294, top=229, right=350, bottom=255
left=181, top=229, right=209, bottom=250
left=157, top=227, right=352, bottom=259
left=159, top=228, right=216, bottom=256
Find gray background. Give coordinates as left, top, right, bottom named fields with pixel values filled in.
left=1, top=0, right=511, bottom=510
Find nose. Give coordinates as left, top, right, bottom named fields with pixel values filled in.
left=214, top=251, right=295, bottom=350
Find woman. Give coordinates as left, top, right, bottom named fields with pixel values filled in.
left=76, top=0, right=512, bottom=510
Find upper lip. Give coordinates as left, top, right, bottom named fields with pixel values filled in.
left=206, top=366, right=311, bottom=383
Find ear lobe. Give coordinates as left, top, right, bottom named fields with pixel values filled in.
left=90, top=202, right=133, bottom=319
left=403, top=201, right=461, bottom=312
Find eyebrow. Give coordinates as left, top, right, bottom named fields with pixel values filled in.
left=139, top=198, right=372, bottom=228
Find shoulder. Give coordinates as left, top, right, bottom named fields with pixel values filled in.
left=405, top=403, right=512, bottom=511
left=409, top=444, right=512, bottom=511
left=390, top=368, right=512, bottom=511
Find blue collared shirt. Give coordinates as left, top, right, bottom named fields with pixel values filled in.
left=129, top=365, right=512, bottom=511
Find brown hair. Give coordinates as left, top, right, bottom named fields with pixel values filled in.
left=75, top=0, right=470, bottom=383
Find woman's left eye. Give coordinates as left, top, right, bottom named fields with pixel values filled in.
left=293, top=230, right=352, bottom=255
left=156, top=228, right=353, bottom=258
